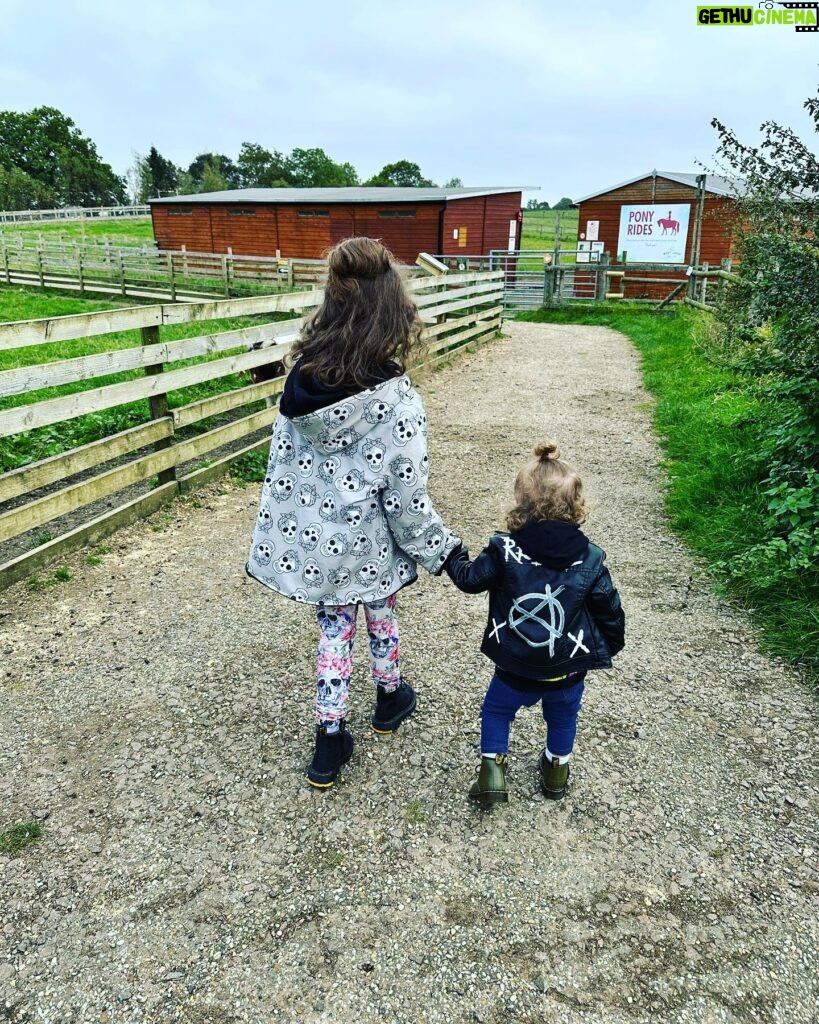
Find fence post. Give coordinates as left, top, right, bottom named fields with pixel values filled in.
left=181, top=244, right=188, bottom=275
left=700, top=262, right=709, bottom=306
left=36, top=241, right=44, bottom=288
left=77, top=249, right=85, bottom=296
left=226, top=247, right=235, bottom=293
left=142, top=325, right=177, bottom=486
left=118, top=251, right=126, bottom=296
left=167, top=252, right=176, bottom=301
left=542, top=257, right=555, bottom=306
left=221, top=254, right=229, bottom=297
left=1, top=239, right=8, bottom=285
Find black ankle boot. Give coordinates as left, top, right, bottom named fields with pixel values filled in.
left=372, top=679, right=417, bottom=733
left=307, top=722, right=354, bottom=788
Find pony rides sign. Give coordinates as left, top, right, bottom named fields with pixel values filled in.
left=616, top=203, right=691, bottom=263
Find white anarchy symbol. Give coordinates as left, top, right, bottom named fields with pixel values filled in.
left=508, top=584, right=565, bottom=654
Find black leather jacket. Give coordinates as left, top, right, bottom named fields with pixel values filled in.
left=445, top=522, right=625, bottom=684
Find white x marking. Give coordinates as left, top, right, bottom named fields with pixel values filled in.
left=489, top=617, right=507, bottom=642
left=568, top=629, right=589, bottom=657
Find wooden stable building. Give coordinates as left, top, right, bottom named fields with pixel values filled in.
left=149, top=187, right=523, bottom=264
left=573, top=172, right=739, bottom=299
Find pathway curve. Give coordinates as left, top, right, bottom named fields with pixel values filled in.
left=1, top=322, right=817, bottom=1024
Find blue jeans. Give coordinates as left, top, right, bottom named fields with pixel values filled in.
left=480, top=672, right=586, bottom=756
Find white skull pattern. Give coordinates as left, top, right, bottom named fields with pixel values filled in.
left=395, top=558, right=414, bottom=581
left=317, top=670, right=345, bottom=706
left=318, top=457, right=341, bottom=484
left=334, top=470, right=367, bottom=494
left=275, top=434, right=295, bottom=462
left=321, top=427, right=360, bottom=454
left=351, top=533, right=372, bottom=557
left=423, top=527, right=445, bottom=557
left=329, top=567, right=351, bottom=588
left=377, top=571, right=393, bottom=596
left=275, top=549, right=301, bottom=573
left=254, top=541, right=274, bottom=566
left=408, top=488, right=431, bottom=517
left=389, top=456, right=417, bottom=486
left=278, top=512, right=298, bottom=541
left=383, top=490, right=402, bottom=518
left=272, top=473, right=297, bottom=502
left=298, top=523, right=323, bottom=551
left=291, top=589, right=309, bottom=603
left=319, top=491, right=338, bottom=521
left=343, top=507, right=362, bottom=529
left=364, top=399, right=395, bottom=425
left=362, top=439, right=387, bottom=472
left=322, top=402, right=355, bottom=428
left=297, top=447, right=314, bottom=477
left=257, top=504, right=274, bottom=531
left=295, top=484, right=318, bottom=507
left=302, top=559, right=324, bottom=587
left=392, top=416, right=417, bottom=447
left=355, top=560, right=380, bottom=585
left=320, top=533, right=349, bottom=558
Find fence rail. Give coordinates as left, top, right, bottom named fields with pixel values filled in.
left=0, top=235, right=330, bottom=300
left=0, top=269, right=503, bottom=589
left=0, top=205, right=150, bottom=224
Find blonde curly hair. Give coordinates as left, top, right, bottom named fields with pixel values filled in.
left=506, top=441, right=589, bottom=531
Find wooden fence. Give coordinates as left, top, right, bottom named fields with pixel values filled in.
left=0, top=269, right=503, bottom=589
left=0, top=235, right=330, bottom=301
left=0, top=205, right=151, bottom=224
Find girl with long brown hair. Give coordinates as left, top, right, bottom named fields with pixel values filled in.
left=247, top=237, right=460, bottom=787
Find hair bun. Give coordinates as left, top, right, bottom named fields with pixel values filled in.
left=328, top=237, right=392, bottom=281
left=534, top=440, right=560, bottom=461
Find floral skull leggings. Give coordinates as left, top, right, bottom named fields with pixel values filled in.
left=315, top=593, right=401, bottom=725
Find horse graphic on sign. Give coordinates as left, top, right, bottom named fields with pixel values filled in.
left=657, top=210, right=681, bottom=235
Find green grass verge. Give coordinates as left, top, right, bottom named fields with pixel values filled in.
left=0, top=286, right=294, bottom=475
left=0, top=216, right=155, bottom=247
left=519, top=303, right=819, bottom=685
left=521, top=209, right=579, bottom=251
left=0, top=821, right=43, bottom=854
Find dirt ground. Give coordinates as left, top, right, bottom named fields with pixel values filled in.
left=1, top=322, right=817, bottom=1024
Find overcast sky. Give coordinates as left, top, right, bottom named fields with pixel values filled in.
left=2, top=0, right=817, bottom=203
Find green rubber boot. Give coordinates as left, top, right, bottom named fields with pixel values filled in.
left=538, top=751, right=570, bottom=800
left=469, top=754, right=509, bottom=807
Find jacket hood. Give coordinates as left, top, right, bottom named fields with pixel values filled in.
left=511, top=520, right=589, bottom=570
left=280, top=373, right=414, bottom=455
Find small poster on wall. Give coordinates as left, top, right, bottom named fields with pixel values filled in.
left=586, top=220, right=599, bottom=242
left=577, top=241, right=591, bottom=264
left=590, top=240, right=604, bottom=262
left=616, top=203, right=691, bottom=263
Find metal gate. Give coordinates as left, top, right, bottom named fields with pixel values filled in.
left=432, top=251, right=609, bottom=314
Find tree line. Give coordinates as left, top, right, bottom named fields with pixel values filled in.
left=128, top=145, right=463, bottom=202
left=0, top=105, right=468, bottom=209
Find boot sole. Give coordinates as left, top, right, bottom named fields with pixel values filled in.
left=307, top=740, right=354, bottom=788
left=371, top=692, right=417, bottom=733
left=469, top=790, right=509, bottom=807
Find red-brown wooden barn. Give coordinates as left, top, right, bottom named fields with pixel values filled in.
left=149, top=187, right=523, bottom=264
left=573, top=171, right=740, bottom=299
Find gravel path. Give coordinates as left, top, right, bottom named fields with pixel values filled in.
left=1, top=322, right=817, bottom=1024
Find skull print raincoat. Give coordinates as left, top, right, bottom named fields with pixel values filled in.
left=246, top=373, right=460, bottom=605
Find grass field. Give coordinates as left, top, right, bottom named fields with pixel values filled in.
left=0, top=216, right=155, bottom=248
left=520, top=208, right=579, bottom=251
left=519, top=303, right=818, bottom=685
left=0, top=286, right=293, bottom=476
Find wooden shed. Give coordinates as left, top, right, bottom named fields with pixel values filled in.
left=149, top=187, right=523, bottom=264
left=574, top=172, right=739, bottom=299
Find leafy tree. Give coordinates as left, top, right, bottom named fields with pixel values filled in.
left=444, top=177, right=463, bottom=188
left=0, top=106, right=125, bottom=207
left=526, top=198, right=550, bottom=210
left=237, top=142, right=292, bottom=187
left=365, top=160, right=435, bottom=187
left=188, top=152, right=240, bottom=190
left=286, top=148, right=358, bottom=187
left=710, top=84, right=819, bottom=580
left=553, top=197, right=574, bottom=210
left=146, top=146, right=178, bottom=197
left=0, top=164, right=54, bottom=208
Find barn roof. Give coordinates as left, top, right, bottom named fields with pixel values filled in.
left=575, top=172, right=742, bottom=204
left=149, top=186, right=525, bottom=205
